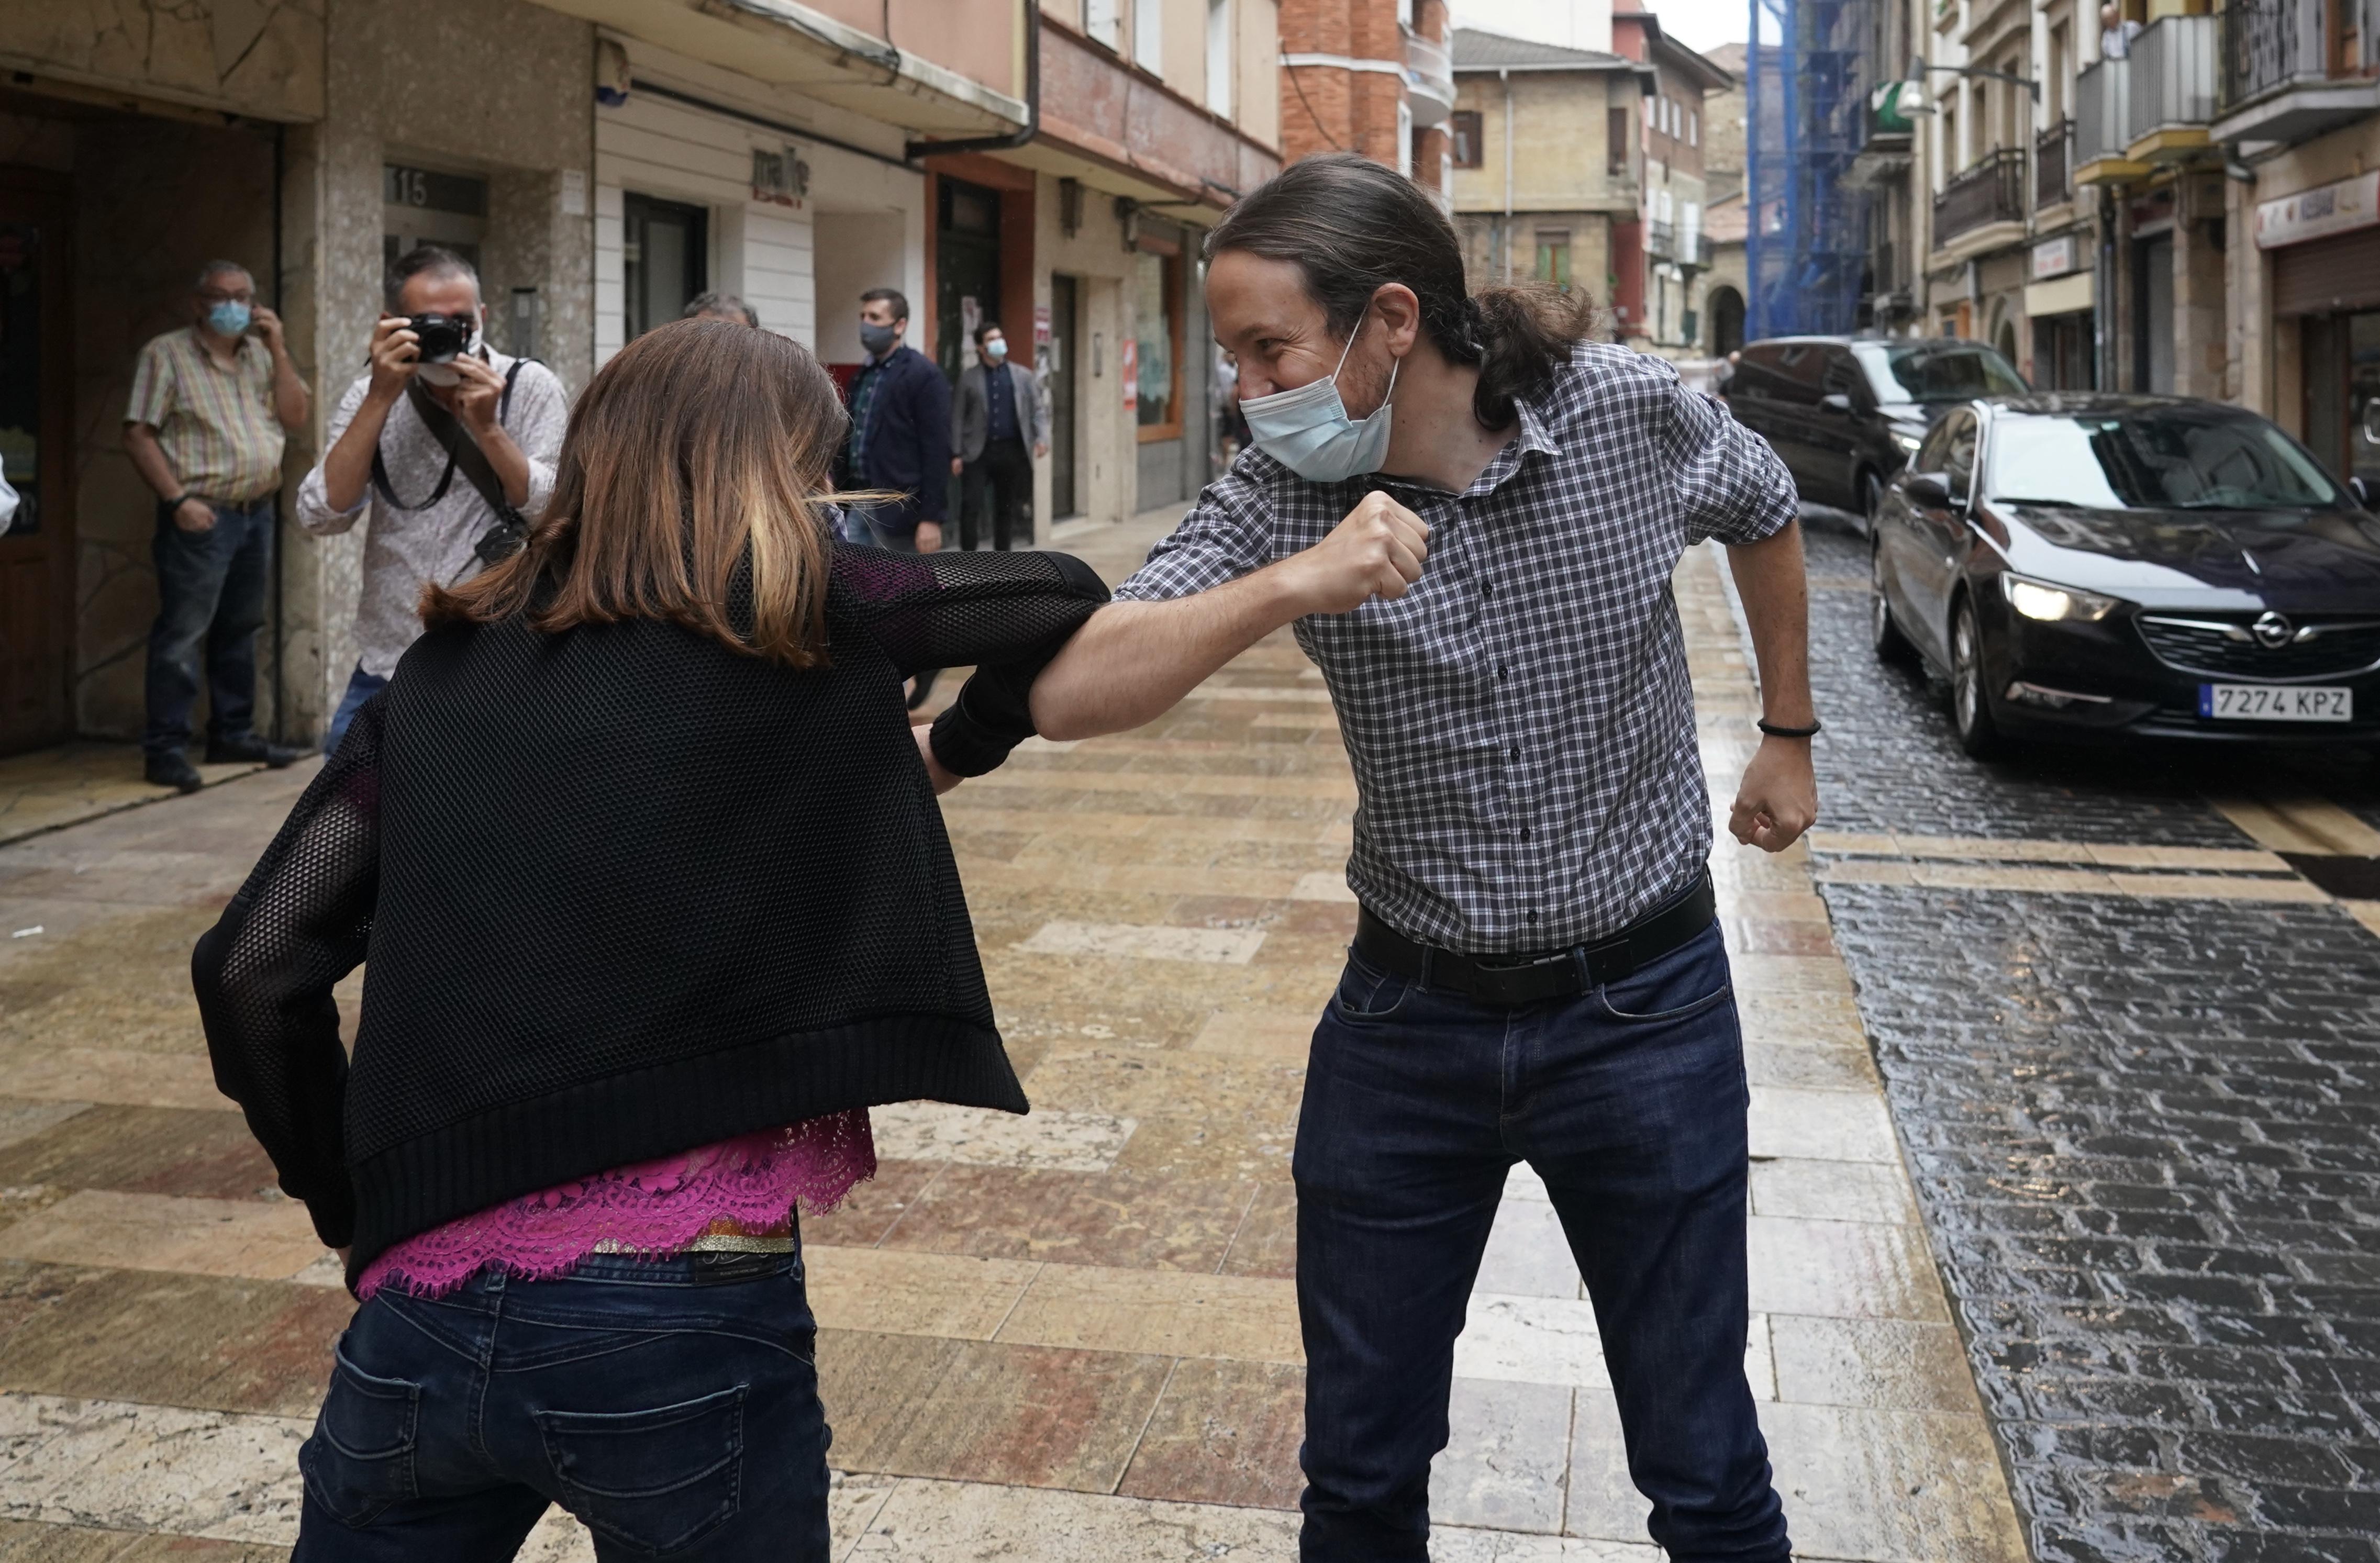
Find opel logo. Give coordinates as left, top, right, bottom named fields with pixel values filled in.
left=2252, top=611, right=2296, bottom=649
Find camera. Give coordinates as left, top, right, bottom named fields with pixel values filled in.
left=406, top=313, right=475, bottom=364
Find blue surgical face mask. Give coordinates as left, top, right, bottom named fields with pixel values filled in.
left=207, top=300, right=252, bottom=337
left=1239, top=312, right=1398, bottom=484
left=859, top=320, right=899, bottom=358
left=984, top=337, right=1008, bottom=362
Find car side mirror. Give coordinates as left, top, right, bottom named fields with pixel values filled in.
left=1819, top=392, right=1855, bottom=414
left=1904, top=472, right=1952, bottom=508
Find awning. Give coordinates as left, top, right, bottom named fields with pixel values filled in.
left=521, top=0, right=1026, bottom=136
left=2023, top=270, right=2094, bottom=318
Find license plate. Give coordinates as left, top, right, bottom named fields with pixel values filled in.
left=2198, top=684, right=2353, bottom=721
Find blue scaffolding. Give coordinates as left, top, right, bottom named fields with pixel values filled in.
left=1743, top=0, right=1873, bottom=339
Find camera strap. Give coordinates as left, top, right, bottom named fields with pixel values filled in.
left=371, top=358, right=526, bottom=522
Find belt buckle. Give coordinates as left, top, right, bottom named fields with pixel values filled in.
left=1470, top=947, right=1579, bottom=1006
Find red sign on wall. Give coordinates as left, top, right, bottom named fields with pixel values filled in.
left=1120, top=337, right=1139, bottom=412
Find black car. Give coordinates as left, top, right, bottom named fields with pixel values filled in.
left=1722, top=335, right=2029, bottom=523
left=1869, top=393, right=2380, bottom=757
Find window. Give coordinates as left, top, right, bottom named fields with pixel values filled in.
left=1205, top=0, right=1232, bottom=116
left=1534, top=229, right=1573, bottom=288
left=1136, top=0, right=1163, bottom=75
left=1397, top=98, right=1414, bottom=176
left=621, top=193, right=707, bottom=340
left=1133, top=248, right=1182, bottom=440
left=1688, top=109, right=1699, bottom=146
left=1608, top=107, right=1632, bottom=173
left=1451, top=110, right=1484, bottom=169
left=1942, top=411, right=1979, bottom=503
left=1086, top=0, right=1122, bottom=50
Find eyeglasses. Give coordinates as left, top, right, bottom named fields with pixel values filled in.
left=197, top=288, right=254, bottom=305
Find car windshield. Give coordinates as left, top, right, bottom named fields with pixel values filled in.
left=1984, top=409, right=2346, bottom=511
left=1853, top=342, right=2028, bottom=403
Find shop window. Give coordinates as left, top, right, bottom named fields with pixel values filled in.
left=1135, top=248, right=1183, bottom=441
left=1451, top=110, right=1484, bottom=169
left=1534, top=230, right=1573, bottom=289
left=623, top=193, right=708, bottom=341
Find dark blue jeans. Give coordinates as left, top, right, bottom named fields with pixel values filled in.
left=323, top=664, right=388, bottom=755
left=293, top=1247, right=831, bottom=1562
left=143, top=497, right=275, bottom=757
left=1295, top=920, right=1789, bottom=1562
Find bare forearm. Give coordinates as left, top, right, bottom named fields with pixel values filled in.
left=1725, top=521, right=1814, bottom=725
left=122, top=425, right=184, bottom=501
left=472, top=425, right=530, bottom=507
left=320, top=394, right=397, bottom=513
left=1031, top=570, right=1308, bottom=740
left=271, top=348, right=312, bottom=430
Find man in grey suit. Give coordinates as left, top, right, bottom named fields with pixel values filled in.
left=953, top=320, right=1049, bottom=551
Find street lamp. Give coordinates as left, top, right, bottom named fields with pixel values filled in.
left=1909, top=54, right=2042, bottom=102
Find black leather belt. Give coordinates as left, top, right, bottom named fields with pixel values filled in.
left=1352, top=872, right=1718, bottom=1008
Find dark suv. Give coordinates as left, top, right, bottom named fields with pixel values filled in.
left=1721, top=335, right=2030, bottom=524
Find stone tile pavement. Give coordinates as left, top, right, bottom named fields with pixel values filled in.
left=0, top=510, right=2024, bottom=1559
left=0, top=744, right=264, bottom=851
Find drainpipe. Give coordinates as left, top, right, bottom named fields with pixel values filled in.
left=905, top=0, right=1040, bottom=161
left=1502, top=68, right=1514, bottom=281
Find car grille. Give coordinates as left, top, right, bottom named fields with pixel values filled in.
left=2134, top=615, right=2380, bottom=680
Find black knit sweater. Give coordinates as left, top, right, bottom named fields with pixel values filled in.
left=192, top=544, right=1108, bottom=1286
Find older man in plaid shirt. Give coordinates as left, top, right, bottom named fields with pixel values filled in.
left=124, top=260, right=312, bottom=792
left=1032, top=156, right=1816, bottom=1562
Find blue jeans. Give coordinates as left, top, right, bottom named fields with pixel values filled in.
left=143, top=497, right=275, bottom=757
left=842, top=503, right=918, bottom=552
left=294, top=1247, right=830, bottom=1562
left=324, top=664, right=388, bottom=755
left=1295, top=920, right=1789, bottom=1562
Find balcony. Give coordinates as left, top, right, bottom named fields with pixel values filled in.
left=2073, top=58, right=2148, bottom=183
left=2123, top=15, right=2218, bottom=161
left=1933, top=146, right=2028, bottom=249
left=1648, top=218, right=1677, bottom=258
left=2214, top=0, right=2380, bottom=145
left=2036, top=118, right=2074, bottom=208
left=1404, top=28, right=1455, bottom=128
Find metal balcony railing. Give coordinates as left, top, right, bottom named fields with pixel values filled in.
left=1404, top=29, right=1455, bottom=127
left=2125, top=15, right=2218, bottom=150
left=2036, top=118, right=2074, bottom=207
left=1933, top=147, right=2027, bottom=244
left=1872, top=239, right=1899, bottom=293
left=1648, top=218, right=1677, bottom=258
left=2222, top=0, right=2328, bottom=111
left=2073, top=57, right=2133, bottom=173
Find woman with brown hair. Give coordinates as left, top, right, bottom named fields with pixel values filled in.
left=192, top=318, right=1108, bottom=1561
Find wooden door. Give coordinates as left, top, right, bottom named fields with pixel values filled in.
left=0, top=168, right=72, bottom=756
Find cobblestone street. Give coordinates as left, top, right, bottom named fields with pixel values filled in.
left=1800, top=519, right=2380, bottom=1562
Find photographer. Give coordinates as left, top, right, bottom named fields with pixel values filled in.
left=297, top=244, right=566, bottom=751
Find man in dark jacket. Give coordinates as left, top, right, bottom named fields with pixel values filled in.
left=840, top=288, right=952, bottom=552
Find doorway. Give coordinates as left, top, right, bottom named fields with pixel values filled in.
left=1708, top=286, right=1745, bottom=356
left=623, top=193, right=708, bottom=340
left=1049, top=274, right=1080, bottom=519
left=2134, top=233, right=2174, bottom=393
left=0, top=169, right=72, bottom=755
left=936, top=176, right=1003, bottom=523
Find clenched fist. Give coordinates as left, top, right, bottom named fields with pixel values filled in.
left=1283, top=492, right=1430, bottom=616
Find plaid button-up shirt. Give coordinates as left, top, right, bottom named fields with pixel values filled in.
left=1114, top=342, right=1797, bottom=954
left=125, top=328, right=287, bottom=504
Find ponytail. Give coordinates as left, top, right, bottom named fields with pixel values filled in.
left=1206, top=153, right=1597, bottom=433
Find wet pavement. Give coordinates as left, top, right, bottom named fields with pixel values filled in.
left=1798, top=518, right=2380, bottom=1562
left=0, top=509, right=2030, bottom=1560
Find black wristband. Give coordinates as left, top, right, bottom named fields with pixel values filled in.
left=165, top=493, right=192, bottom=510
left=1756, top=718, right=1822, bottom=739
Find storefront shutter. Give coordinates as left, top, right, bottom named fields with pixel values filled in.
left=2272, top=226, right=2380, bottom=315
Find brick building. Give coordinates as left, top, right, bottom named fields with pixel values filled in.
left=1278, top=0, right=1457, bottom=202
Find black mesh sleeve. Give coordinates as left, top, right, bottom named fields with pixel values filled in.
left=832, top=545, right=1110, bottom=777
left=191, top=695, right=384, bottom=1247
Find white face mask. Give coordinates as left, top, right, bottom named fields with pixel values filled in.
left=1239, top=311, right=1398, bottom=484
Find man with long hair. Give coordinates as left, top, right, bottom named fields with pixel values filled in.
left=1031, top=153, right=1816, bottom=1561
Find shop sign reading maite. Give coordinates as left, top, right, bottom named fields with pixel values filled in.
left=2255, top=171, right=2380, bottom=250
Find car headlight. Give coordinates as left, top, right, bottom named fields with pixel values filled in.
left=1893, top=431, right=1925, bottom=453
left=2000, top=573, right=2120, bottom=623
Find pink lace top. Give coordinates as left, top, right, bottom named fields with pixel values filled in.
left=357, top=1109, right=875, bottom=1299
